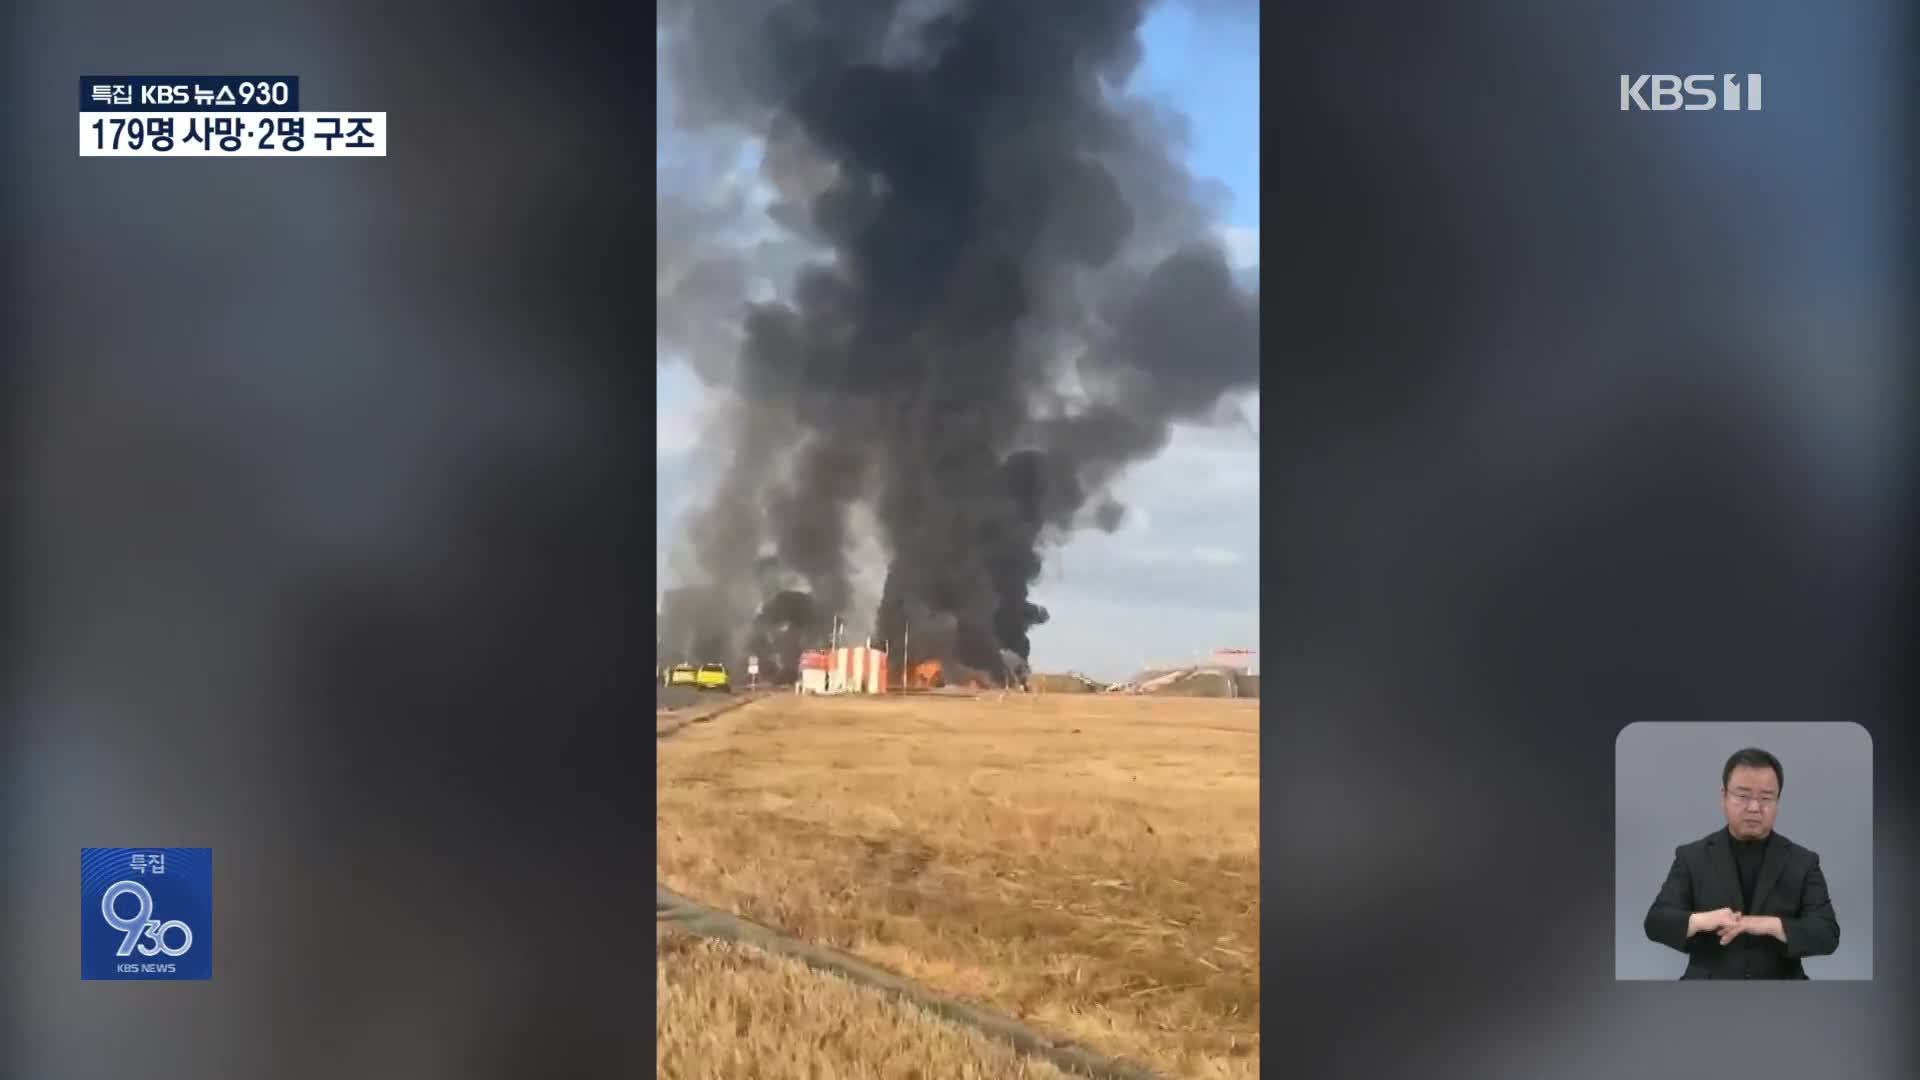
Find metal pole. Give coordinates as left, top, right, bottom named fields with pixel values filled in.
left=903, top=617, right=910, bottom=685
left=830, top=615, right=841, bottom=692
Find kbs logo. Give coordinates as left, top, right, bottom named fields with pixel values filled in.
left=102, top=880, right=193, bottom=957
left=140, top=84, right=191, bottom=105
left=1620, top=74, right=1763, bottom=111
left=81, top=848, right=213, bottom=980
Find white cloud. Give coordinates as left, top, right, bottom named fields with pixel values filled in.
left=1190, top=545, right=1243, bottom=566
left=1102, top=541, right=1190, bottom=566
left=656, top=362, right=714, bottom=457
left=1120, top=421, right=1261, bottom=505
left=1215, top=224, right=1259, bottom=271
left=657, top=408, right=698, bottom=455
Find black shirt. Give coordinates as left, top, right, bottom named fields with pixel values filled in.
left=1729, top=828, right=1770, bottom=910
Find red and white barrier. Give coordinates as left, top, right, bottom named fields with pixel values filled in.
left=794, top=644, right=890, bottom=694
left=825, top=645, right=889, bottom=694
left=797, top=649, right=831, bottom=694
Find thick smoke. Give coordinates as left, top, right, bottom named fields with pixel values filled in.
left=657, top=0, right=1258, bottom=677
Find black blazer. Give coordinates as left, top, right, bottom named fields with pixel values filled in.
left=1643, top=828, right=1840, bottom=979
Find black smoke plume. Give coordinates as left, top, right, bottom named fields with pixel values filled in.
left=748, top=588, right=827, bottom=684
left=659, top=585, right=735, bottom=665
left=657, top=0, right=1259, bottom=678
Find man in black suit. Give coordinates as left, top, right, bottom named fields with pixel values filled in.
left=1643, top=747, right=1841, bottom=979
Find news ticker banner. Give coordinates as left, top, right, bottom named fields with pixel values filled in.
left=81, top=848, right=213, bottom=980
left=79, top=75, right=385, bottom=157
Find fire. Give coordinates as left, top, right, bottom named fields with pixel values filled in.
left=899, top=658, right=1007, bottom=692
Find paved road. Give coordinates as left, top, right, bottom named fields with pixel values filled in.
left=657, top=685, right=737, bottom=711
left=657, top=685, right=707, bottom=710
left=660, top=684, right=764, bottom=711
left=658, top=689, right=770, bottom=738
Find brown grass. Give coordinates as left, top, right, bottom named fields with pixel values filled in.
left=657, top=928, right=1079, bottom=1079
left=657, top=693, right=1260, bottom=1078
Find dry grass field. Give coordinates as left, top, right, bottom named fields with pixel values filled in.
left=656, top=693, right=1260, bottom=1078
left=657, top=928, right=1080, bottom=1079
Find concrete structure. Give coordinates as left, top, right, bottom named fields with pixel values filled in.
left=794, top=646, right=889, bottom=695
left=797, top=649, right=830, bottom=695
left=828, top=645, right=889, bottom=694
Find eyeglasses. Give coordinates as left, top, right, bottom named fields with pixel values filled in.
left=1724, top=790, right=1778, bottom=808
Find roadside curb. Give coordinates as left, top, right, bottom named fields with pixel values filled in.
left=655, top=881, right=1166, bottom=1080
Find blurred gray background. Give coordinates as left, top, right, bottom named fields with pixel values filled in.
left=1615, top=723, right=1874, bottom=980
left=4, top=2, right=648, bottom=1078
left=1268, top=0, right=1915, bottom=1076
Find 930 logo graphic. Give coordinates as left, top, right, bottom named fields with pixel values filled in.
left=81, top=848, right=212, bottom=980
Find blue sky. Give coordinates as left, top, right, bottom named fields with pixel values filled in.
left=658, top=4, right=1261, bottom=681
left=1129, top=3, right=1261, bottom=235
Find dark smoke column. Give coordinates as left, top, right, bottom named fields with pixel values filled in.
left=659, top=0, right=1259, bottom=680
